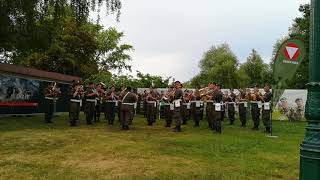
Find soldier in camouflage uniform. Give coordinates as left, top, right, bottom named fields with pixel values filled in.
left=226, top=89, right=236, bottom=125
left=212, top=84, right=224, bottom=133
left=163, top=87, right=174, bottom=127
left=69, top=81, right=83, bottom=126
left=206, top=83, right=216, bottom=130
left=249, top=85, right=263, bottom=130
left=94, top=83, right=105, bottom=122
left=105, top=86, right=119, bottom=125
left=182, top=90, right=191, bottom=125
left=44, top=82, right=60, bottom=123
left=145, top=87, right=159, bottom=126
left=85, top=82, right=98, bottom=125
left=168, top=81, right=184, bottom=132
left=119, top=87, right=138, bottom=130
left=237, top=89, right=248, bottom=127
left=191, top=89, right=202, bottom=127
left=262, top=84, right=272, bottom=133
left=288, top=98, right=304, bottom=122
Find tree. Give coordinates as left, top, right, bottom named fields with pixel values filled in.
left=96, top=28, right=132, bottom=73
left=3, top=5, right=132, bottom=79
left=85, top=71, right=113, bottom=85
left=0, top=0, right=121, bottom=57
left=84, top=71, right=171, bottom=89
left=241, top=49, right=271, bottom=87
left=191, top=43, right=239, bottom=88
left=288, top=4, right=310, bottom=88
left=235, top=65, right=250, bottom=88
left=136, top=71, right=171, bottom=88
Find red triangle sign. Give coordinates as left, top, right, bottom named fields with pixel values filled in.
left=284, top=43, right=300, bottom=60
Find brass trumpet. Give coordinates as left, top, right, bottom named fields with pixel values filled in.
left=200, top=88, right=213, bottom=97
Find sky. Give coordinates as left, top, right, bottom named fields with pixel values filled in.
left=91, top=0, right=310, bottom=82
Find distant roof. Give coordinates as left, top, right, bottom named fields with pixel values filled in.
left=0, top=63, right=81, bottom=84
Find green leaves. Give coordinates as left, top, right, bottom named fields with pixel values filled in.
left=85, top=71, right=171, bottom=89
left=196, top=44, right=239, bottom=88
left=191, top=44, right=271, bottom=88
left=240, top=49, right=271, bottom=87
left=1, top=3, right=132, bottom=79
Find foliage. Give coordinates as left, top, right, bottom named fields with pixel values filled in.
left=235, top=65, right=251, bottom=88
left=0, top=0, right=121, bottom=56
left=135, top=71, right=171, bottom=88
left=288, top=4, right=310, bottom=88
left=241, top=49, right=271, bottom=87
left=85, top=71, right=171, bottom=88
left=0, top=114, right=306, bottom=179
left=190, top=44, right=271, bottom=88
left=191, top=4, right=309, bottom=89
left=0, top=4, right=132, bottom=79
left=96, top=28, right=132, bottom=73
left=191, top=44, right=239, bottom=88
left=84, top=71, right=113, bottom=85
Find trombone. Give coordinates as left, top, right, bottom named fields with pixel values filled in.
left=199, top=87, right=213, bottom=97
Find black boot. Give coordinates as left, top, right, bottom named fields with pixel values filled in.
left=211, top=125, right=216, bottom=131
left=216, top=126, right=222, bottom=134
left=265, top=127, right=271, bottom=133
left=182, top=119, right=187, bottom=125
left=252, top=126, right=259, bottom=131
left=194, top=121, right=199, bottom=127
left=87, top=120, right=92, bottom=125
left=173, top=126, right=181, bottom=132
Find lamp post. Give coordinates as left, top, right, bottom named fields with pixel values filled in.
left=300, top=0, right=320, bottom=179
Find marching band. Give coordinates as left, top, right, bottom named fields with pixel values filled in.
left=44, top=80, right=273, bottom=133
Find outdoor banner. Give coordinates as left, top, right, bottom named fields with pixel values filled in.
left=0, top=74, right=70, bottom=114
left=272, top=38, right=306, bottom=109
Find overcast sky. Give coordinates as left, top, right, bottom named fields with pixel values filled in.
left=91, top=0, right=310, bottom=82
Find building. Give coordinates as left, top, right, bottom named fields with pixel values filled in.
left=0, top=63, right=81, bottom=114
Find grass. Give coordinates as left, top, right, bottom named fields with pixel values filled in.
left=0, top=113, right=306, bottom=180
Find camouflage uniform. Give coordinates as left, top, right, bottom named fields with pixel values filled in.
left=172, top=89, right=183, bottom=132
left=262, top=91, right=272, bottom=132
left=238, top=92, right=248, bottom=127
left=250, top=92, right=262, bottom=130
left=226, top=92, right=236, bottom=125
left=44, top=83, right=58, bottom=123
left=191, top=93, right=202, bottom=127
left=119, top=91, right=137, bottom=130
left=212, top=90, right=223, bottom=133
left=69, top=85, right=82, bottom=126
left=105, top=90, right=118, bottom=125
left=146, top=91, right=159, bottom=126
left=85, top=88, right=97, bottom=125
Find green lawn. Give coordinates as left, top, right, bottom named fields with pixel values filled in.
left=0, top=113, right=306, bottom=180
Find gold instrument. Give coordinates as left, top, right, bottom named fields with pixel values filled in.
left=52, top=82, right=57, bottom=91
left=49, top=82, right=60, bottom=96
left=92, top=88, right=99, bottom=96
left=249, top=90, right=262, bottom=101
left=198, top=87, right=209, bottom=92
left=166, top=89, right=176, bottom=98
left=200, top=87, right=214, bottom=97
